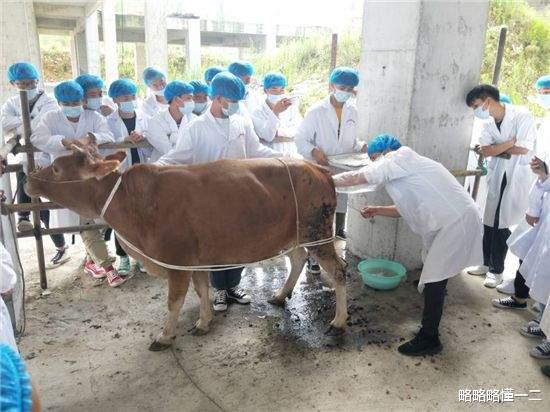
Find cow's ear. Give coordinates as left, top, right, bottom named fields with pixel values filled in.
left=91, top=160, right=120, bottom=180
left=104, top=151, right=127, bottom=163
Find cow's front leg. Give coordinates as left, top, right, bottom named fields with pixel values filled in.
left=268, top=247, right=308, bottom=306
left=191, top=272, right=213, bottom=335
left=149, top=271, right=192, bottom=351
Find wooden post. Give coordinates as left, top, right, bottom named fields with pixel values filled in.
left=19, top=90, right=48, bottom=290
left=492, top=26, right=507, bottom=86
left=329, top=33, right=338, bottom=79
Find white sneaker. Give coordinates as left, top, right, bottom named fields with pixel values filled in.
left=213, top=290, right=228, bottom=312
left=484, top=272, right=503, bottom=288
left=467, top=265, right=489, bottom=276
left=496, top=278, right=515, bottom=294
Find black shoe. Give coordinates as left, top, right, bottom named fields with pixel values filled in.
left=227, top=287, right=251, bottom=304
left=492, top=296, right=527, bottom=310
left=336, top=229, right=347, bottom=239
left=213, top=290, right=228, bottom=312
left=47, top=247, right=70, bottom=268
left=307, top=258, right=321, bottom=274
left=542, top=365, right=550, bottom=378
left=398, top=334, right=442, bottom=356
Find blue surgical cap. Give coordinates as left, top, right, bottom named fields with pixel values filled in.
left=209, top=72, right=245, bottom=101
left=499, top=93, right=512, bottom=104
left=367, top=134, right=402, bottom=155
left=535, top=75, right=550, bottom=90
left=108, top=79, right=138, bottom=98
left=228, top=61, right=254, bottom=78
left=164, top=81, right=194, bottom=103
left=0, top=344, right=32, bottom=412
left=204, top=66, right=225, bottom=84
left=54, top=80, right=84, bottom=103
left=190, top=80, right=209, bottom=95
left=74, top=74, right=104, bottom=92
left=142, top=66, right=166, bottom=86
left=7, top=62, right=39, bottom=82
left=329, top=67, right=359, bottom=87
left=263, top=72, right=287, bottom=89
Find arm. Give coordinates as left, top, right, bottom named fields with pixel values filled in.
left=295, top=111, right=317, bottom=158
left=156, top=127, right=194, bottom=166
left=251, top=107, right=279, bottom=143
left=506, top=145, right=529, bottom=155
left=30, top=115, right=67, bottom=155
left=30, top=95, right=58, bottom=131
left=244, top=121, right=282, bottom=158
left=144, top=117, right=173, bottom=156
left=361, top=205, right=400, bottom=219
left=1, top=99, right=22, bottom=133
left=333, top=170, right=368, bottom=187
left=91, top=114, right=115, bottom=145
left=479, top=138, right=516, bottom=157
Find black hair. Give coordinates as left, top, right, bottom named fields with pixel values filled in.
left=465, top=84, right=500, bottom=107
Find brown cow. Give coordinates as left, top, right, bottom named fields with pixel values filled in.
left=26, top=144, right=348, bottom=350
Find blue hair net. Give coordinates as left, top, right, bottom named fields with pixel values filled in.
left=164, top=81, right=194, bottom=103
left=54, top=80, right=84, bottom=103
left=142, top=66, right=166, bottom=86
left=367, top=134, right=402, bottom=155
left=499, top=93, right=512, bottom=104
left=204, top=66, right=225, bottom=84
left=108, top=79, right=138, bottom=98
left=535, top=75, right=550, bottom=90
left=228, top=61, right=254, bottom=78
left=209, top=72, right=245, bottom=101
left=263, top=72, right=287, bottom=89
left=329, top=67, right=359, bottom=87
left=74, top=74, right=104, bottom=92
left=7, top=62, right=39, bottom=82
left=190, top=80, right=209, bottom=95
left=0, top=344, right=32, bottom=412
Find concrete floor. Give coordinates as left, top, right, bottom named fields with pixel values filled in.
left=13, top=237, right=550, bottom=411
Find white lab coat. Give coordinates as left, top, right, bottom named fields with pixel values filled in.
left=1, top=242, right=17, bottom=351
left=362, top=147, right=483, bottom=289
left=251, top=99, right=302, bottom=156
left=479, top=104, right=537, bottom=228
left=31, top=109, right=115, bottom=227
left=144, top=109, right=193, bottom=163
left=141, top=94, right=169, bottom=120
left=535, top=115, right=550, bottom=160
left=1, top=91, right=58, bottom=170
left=157, top=109, right=281, bottom=165
left=106, top=109, right=151, bottom=169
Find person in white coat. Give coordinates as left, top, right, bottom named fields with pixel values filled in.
left=534, top=75, right=550, bottom=160
left=251, top=72, right=302, bottom=156
left=465, top=85, right=537, bottom=288
left=333, top=134, right=483, bottom=356
left=0, top=62, right=69, bottom=266
left=158, top=72, right=282, bottom=313
left=0, top=242, right=17, bottom=351
left=228, top=61, right=260, bottom=116
left=144, top=80, right=195, bottom=162
left=141, top=67, right=169, bottom=119
left=190, top=80, right=210, bottom=116
left=296, top=66, right=367, bottom=272
left=74, top=74, right=115, bottom=117
left=31, top=80, right=126, bottom=288
left=106, top=78, right=149, bottom=274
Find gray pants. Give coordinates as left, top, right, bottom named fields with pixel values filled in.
left=210, top=267, right=243, bottom=290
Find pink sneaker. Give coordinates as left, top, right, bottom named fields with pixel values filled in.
left=84, top=261, right=107, bottom=279
left=106, top=269, right=127, bottom=288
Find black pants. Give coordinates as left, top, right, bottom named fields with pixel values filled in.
left=514, top=260, right=530, bottom=299
left=210, top=267, right=244, bottom=290
left=17, top=171, right=65, bottom=249
left=482, top=173, right=510, bottom=274
left=104, top=228, right=127, bottom=257
left=419, top=279, right=448, bottom=338
left=335, top=212, right=346, bottom=236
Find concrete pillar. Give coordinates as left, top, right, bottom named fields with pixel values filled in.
left=85, top=10, right=100, bottom=75
left=144, top=0, right=167, bottom=73
left=348, top=0, right=490, bottom=269
left=264, top=23, right=277, bottom=54
left=135, top=43, right=146, bottom=80
left=74, top=29, right=88, bottom=75
left=185, top=18, right=201, bottom=70
left=70, top=35, right=79, bottom=77
left=0, top=0, right=41, bottom=101
left=102, top=0, right=119, bottom=85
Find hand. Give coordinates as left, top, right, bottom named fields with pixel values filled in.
left=100, top=105, right=114, bottom=116
left=61, top=138, right=77, bottom=149
left=360, top=206, right=382, bottom=219
left=474, top=144, right=482, bottom=155
left=530, top=157, right=548, bottom=179
left=272, top=98, right=292, bottom=115
left=129, top=130, right=144, bottom=143
left=361, top=144, right=368, bottom=153
left=526, top=214, right=539, bottom=226
left=312, top=148, right=329, bottom=166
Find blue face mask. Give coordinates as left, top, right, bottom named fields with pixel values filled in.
left=62, top=105, right=83, bottom=118
left=179, top=101, right=195, bottom=115
left=474, top=101, right=491, bottom=119
left=86, top=97, right=102, bottom=110
left=222, top=102, right=240, bottom=117
left=334, top=90, right=352, bottom=103
left=24, top=88, right=39, bottom=101
left=194, top=102, right=208, bottom=114
left=119, top=100, right=137, bottom=113
left=537, top=94, right=550, bottom=109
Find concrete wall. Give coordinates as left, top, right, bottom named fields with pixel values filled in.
left=348, top=0, right=490, bottom=269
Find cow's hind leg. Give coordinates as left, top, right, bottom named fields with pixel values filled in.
left=308, top=243, right=348, bottom=336
left=190, top=272, right=213, bottom=336
left=268, top=247, right=308, bottom=307
left=149, top=271, right=192, bottom=351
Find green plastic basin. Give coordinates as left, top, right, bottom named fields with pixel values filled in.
left=358, top=258, right=407, bottom=291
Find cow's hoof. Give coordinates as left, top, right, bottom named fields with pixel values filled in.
left=324, top=325, right=345, bottom=337
left=148, top=340, right=172, bottom=352
left=267, top=296, right=286, bottom=307
left=190, top=326, right=209, bottom=336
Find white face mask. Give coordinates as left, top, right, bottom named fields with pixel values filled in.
left=119, top=100, right=137, bottom=113
left=334, top=90, right=352, bottom=103
left=474, top=101, right=491, bottom=119
left=194, top=102, right=208, bottom=114
left=178, top=101, right=195, bottom=115
left=23, top=88, right=39, bottom=101
left=536, top=94, right=550, bottom=109
left=267, top=94, right=286, bottom=105
left=62, top=105, right=83, bottom=118
left=86, top=97, right=102, bottom=111
left=222, top=102, right=240, bottom=117
left=153, top=88, right=165, bottom=97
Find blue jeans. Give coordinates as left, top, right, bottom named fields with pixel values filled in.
left=209, top=267, right=243, bottom=290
